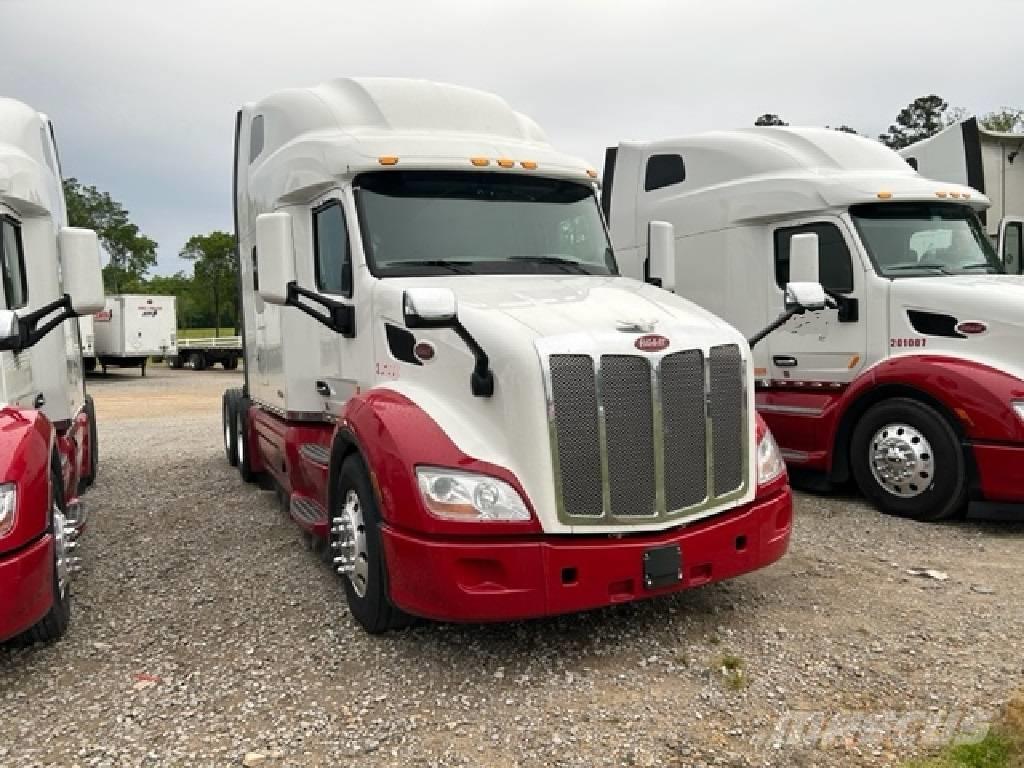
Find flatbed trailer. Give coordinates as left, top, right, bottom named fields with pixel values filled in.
left=167, top=336, right=242, bottom=370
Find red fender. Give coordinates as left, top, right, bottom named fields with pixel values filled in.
left=337, top=389, right=542, bottom=536
left=0, top=408, right=53, bottom=555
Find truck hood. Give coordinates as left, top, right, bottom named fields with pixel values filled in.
left=890, top=274, right=1024, bottom=379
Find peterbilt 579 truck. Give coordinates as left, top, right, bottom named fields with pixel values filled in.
left=222, top=78, right=819, bottom=633
left=0, top=98, right=105, bottom=644
left=604, top=127, right=1024, bottom=522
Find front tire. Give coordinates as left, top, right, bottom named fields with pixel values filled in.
left=850, top=398, right=966, bottom=521
left=332, top=454, right=412, bottom=634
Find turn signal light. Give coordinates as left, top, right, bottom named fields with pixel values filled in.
left=378, top=156, right=399, bottom=166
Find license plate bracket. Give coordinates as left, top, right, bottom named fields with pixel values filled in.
left=643, top=544, right=682, bottom=590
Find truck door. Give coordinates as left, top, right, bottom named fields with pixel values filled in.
left=0, top=216, right=33, bottom=407
left=766, top=218, right=868, bottom=384
left=998, top=217, right=1024, bottom=275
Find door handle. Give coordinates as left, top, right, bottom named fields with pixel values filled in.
left=315, top=380, right=332, bottom=397
left=772, top=356, right=798, bottom=368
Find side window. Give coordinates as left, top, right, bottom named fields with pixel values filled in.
left=774, top=222, right=854, bottom=294
left=1004, top=222, right=1023, bottom=275
left=249, top=115, right=265, bottom=164
left=0, top=219, right=28, bottom=310
left=644, top=154, right=686, bottom=191
left=313, top=201, right=352, bottom=297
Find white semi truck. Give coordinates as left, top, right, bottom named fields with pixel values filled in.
left=93, top=293, right=177, bottom=375
left=604, top=127, right=1024, bottom=522
left=221, top=78, right=822, bottom=633
left=0, top=97, right=105, bottom=644
left=900, top=117, right=1024, bottom=275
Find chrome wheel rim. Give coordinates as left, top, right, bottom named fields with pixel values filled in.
left=223, top=407, right=231, bottom=454
left=53, top=505, right=70, bottom=598
left=331, top=489, right=369, bottom=598
left=869, top=422, right=934, bottom=499
left=235, top=415, right=245, bottom=466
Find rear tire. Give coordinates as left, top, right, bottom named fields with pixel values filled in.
left=188, top=352, right=206, bottom=371
left=333, top=454, right=413, bottom=634
left=224, top=356, right=239, bottom=371
left=235, top=397, right=259, bottom=483
left=20, top=464, right=72, bottom=644
left=850, top=398, right=966, bottom=522
left=78, top=395, right=98, bottom=493
left=223, top=389, right=240, bottom=467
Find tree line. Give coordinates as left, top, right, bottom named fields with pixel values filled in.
left=63, top=179, right=238, bottom=333
left=754, top=96, right=1024, bottom=149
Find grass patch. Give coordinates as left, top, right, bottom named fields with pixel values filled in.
left=906, top=732, right=1013, bottom=768
left=714, top=654, right=747, bottom=691
left=178, top=327, right=236, bottom=339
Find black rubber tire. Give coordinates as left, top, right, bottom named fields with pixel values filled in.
left=223, top=389, right=240, bottom=467
left=224, top=356, right=239, bottom=371
left=20, top=464, right=72, bottom=644
left=83, top=357, right=97, bottom=374
left=167, top=356, right=182, bottom=370
left=78, top=395, right=98, bottom=493
left=236, top=397, right=259, bottom=483
left=188, top=352, right=206, bottom=372
left=335, top=454, right=413, bottom=634
left=850, top=398, right=967, bottom=522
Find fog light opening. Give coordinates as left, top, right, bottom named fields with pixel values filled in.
left=561, top=567, right=578, bottom=585
left=735, top=535, right=748, bottom=552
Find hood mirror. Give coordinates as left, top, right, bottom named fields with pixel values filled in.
left=403, top=287, right=458, bottom=328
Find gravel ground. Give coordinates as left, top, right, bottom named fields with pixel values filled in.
left=2, top=366, right=1022, bottom=768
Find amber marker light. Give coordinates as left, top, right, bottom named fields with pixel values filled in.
left=378, top=156, right=399, bottom=166
left=520, top=160, right=538, bottom=170
left=470, top=156, right=490, bottom=167
left=496, top=158, right=514, bottom=168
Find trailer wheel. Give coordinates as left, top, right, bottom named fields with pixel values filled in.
left=850, top=398, right=966, bottom=522
left=235, top=397, right=260, bottom=483
left=83, top=357, right=96, bottom=374
left=224, top=356, right=239, bottom=371
left=187, top=352, right=207, bottom=371
left=20, top=464, right=72, bottom=644
left=333, top=454, right=413, bottom=634
left=223, top=389, right=239, bottom=467
left=78, top=395, right=99, bottom=493
left=167, top=355, right=182, bottom=370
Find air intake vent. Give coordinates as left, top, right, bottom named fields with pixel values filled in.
left=906, top=311, right=965, bottom=339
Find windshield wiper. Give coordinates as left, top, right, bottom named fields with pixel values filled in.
left=390, top=259, right=475, bottom=274
left=958, top=262, right=1001, bottom=273
left=508, top=256, right=592, bottom=274
left=886, top=263, right=953, bottom=275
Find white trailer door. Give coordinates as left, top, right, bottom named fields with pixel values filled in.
left=998, top=217, right=1024, bottom=275
left=766, top=217, right=869, bottom=384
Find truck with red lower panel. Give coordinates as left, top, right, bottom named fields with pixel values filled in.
left=604, top=127, right=1024, bottom=522
left=223, top=79, right=817, bottom=633
left=0, top=98, right=106, bottom=644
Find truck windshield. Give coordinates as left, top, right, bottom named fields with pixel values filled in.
left=851, top=203, right=1003, bottom=277
left=355, top=171, right=616, bottom=277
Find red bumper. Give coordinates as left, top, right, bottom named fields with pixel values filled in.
left=381, top=488, right=792, bottom=622
left=973, top=442, right=1024, bottom=504
left=0, top=535, right=54, bottom=643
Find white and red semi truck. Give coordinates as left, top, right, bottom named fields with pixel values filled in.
left=0, top=97, right=105, bottom=644
left=222, top=78, right=823, bottom=633
left=604, top=127, right=1024, bottom=522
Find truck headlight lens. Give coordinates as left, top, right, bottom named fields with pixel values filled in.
left=416, top=467, right=530, bottom=522
left=0, top=483, right=16, bottom=536
left=756, top=429, right=786, bottom=486
left=1014, top=401, right=1024, bottom=424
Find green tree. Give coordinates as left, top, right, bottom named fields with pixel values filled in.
left=829, top=125, right=859, bottom=134
left=179, top=231, right=238, bottom=336
left=62, top=178, right=158, bottom=293
left=143, top=272, right=205, bottom=329
left=980, top=107, right=1024, bottom=133
left=754, top=114, right=788, bottom=127
left=878, top=95, right=951, bottom=150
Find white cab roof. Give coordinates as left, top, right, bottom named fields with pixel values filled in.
left=0, top=97, right=59, bottom=217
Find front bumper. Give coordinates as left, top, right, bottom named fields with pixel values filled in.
left=969, top=441, right=1024, bottom=519
left=381, top=487, right=793, bottom=622
left=0, top=535, right=54, bottom=643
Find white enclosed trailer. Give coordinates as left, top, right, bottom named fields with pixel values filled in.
left=221, top=77, right=817, bottom=634
left=79, top=313, right=95, bottom=372
left=93, top=294, right=177, bottom=375
left=900, top=118, right=1024, bottom=275
left=605, top=127, right=1024, bottom=522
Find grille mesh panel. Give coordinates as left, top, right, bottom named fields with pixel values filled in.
left=549, top=355, right=604, bottom=517
left=660, top=350, right=708, bottom=510
left=709, top=344, right=744, bottom=495
left=601, top=355, right=657, bottom=517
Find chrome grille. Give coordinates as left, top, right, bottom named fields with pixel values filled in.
left=546, top=343, right=748, bottom=525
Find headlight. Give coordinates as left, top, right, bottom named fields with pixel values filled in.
left=416, top=467, right=530, bottom=522
left=0, top=483, right=16, bottom=536
left=756, top=429, right=786, bottom=486
left=1014, top=401, right=1024, bottom=424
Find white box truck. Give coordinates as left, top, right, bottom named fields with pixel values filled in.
left=604, top=127, right=1024, bottom=522
left=900, top=117, right=1024, bottom=275
left=0, top=97, right=105, bottom=644
left=93, top=294, right=177, bottom=375
left=220, top=78, right=824, bottom=633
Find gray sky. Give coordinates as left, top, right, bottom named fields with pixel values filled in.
left=2, top=0, right=1021, bottom=275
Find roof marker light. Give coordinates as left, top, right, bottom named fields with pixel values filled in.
left=586, top=169, right=598, bottom=179
left=950, top=191, right=962, bottom=199
left=520, top=160, right=538, bottom=170
left=497, top=158, right=514, bottom=168
left=963, top=192, right=971, bottom=199
left=470, top=156, right=490, bottom=167
left=378, top=156, right=399, bottom=166
left=877, top=191, right=893, bottom=200
left=936, top=191, right=948, bottom=198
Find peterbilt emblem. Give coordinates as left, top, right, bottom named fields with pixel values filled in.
left=635, top=334, right=670, bottom=352
left=616, top=319, right=658, bottom=333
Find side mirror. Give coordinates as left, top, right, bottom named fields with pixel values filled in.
left=0, top=310, right=20, bottom=345
left=59, top=227, right=105, bottom=314
left=403, top=287, right=458, bottom=329
left=648, top=221, right=676, bottom=292
left=255, top=212, right=296, bottom=305
left=785, top=233, right=826, bottom=311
